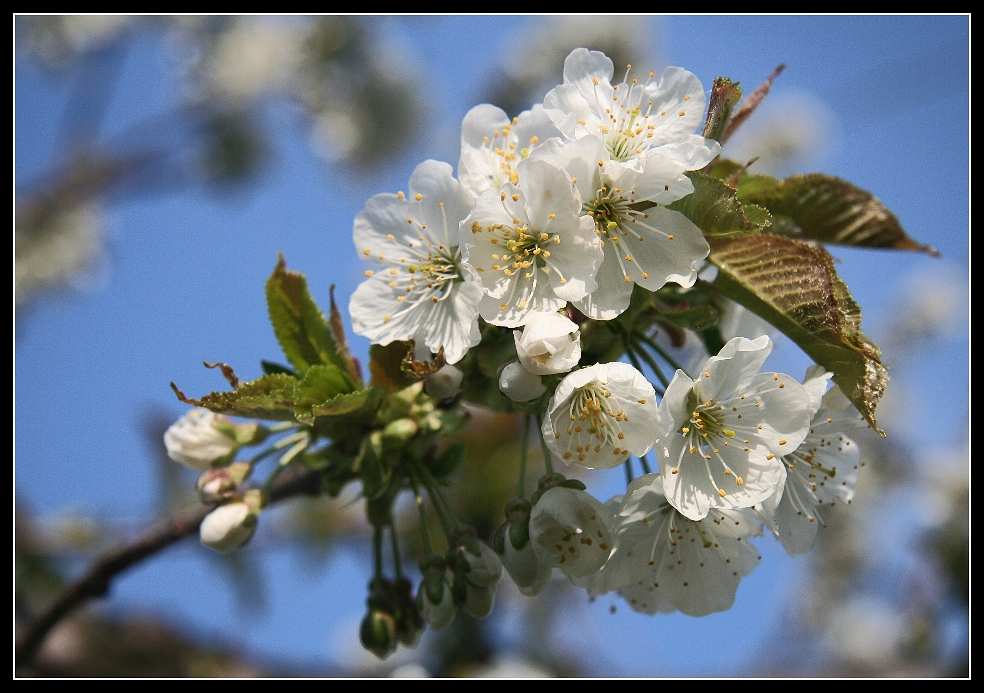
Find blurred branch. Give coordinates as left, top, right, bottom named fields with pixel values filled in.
left=15, top=464, right=321, bottom=669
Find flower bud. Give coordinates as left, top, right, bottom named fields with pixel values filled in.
left=460, top=582, right=495, bottom=619
left=360, top=607, right=398, bottom=660
left=197, top=461, right=252, bottom=503
left=424, top=364, right=464, bottom=400
left=382, top=417, right=419, bottom=449
left=164, top=408, right=239, bottom=471
left=449, top=526, right=503, bottom=589
left=417, top=554, right=457, bottom=631
left=199, top=500, right=258, bottom=553
left=514, top=312, right=581, bottom=375
left=498, top=361, right=546, bottom=402
left=494, top=499, right=552, bottom=596
left=391, top=576, right=424, bottom=648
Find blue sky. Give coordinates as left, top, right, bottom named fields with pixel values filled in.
left=15, top=15, right=969, bottom=676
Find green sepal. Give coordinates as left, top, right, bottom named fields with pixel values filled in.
left=558, top=479, right=588, bottom=491
left=709, top=233, right=888, bottom=434
left=667, top=171, right=771, bottom=237
left=170, top=373, right=298, bottom=421
left=507, top=516, right=530, bottom=551
left=266, top=254, right=357, bottom=375
left=737, top=173, right=938, bottom=255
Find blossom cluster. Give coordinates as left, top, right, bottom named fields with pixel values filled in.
left=164, top=48, right=873, bottom=641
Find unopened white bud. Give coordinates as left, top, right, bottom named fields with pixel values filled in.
left=164, top=408, right=239, bottom=471
left=514, top=312, right=581, bottom=375
left=498, top=361, right=546, bottom=402
left=200, top=501, right=258, bottom=553
left=501, top=537, right=552, bottom=596
left=416, top=577, right=457, bottom=631
left=424, top=364, right=464, bottom=400
left=458, top=540, right=503, bottom=588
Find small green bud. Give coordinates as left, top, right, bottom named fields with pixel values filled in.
left=360, top=608, right=398, bottom=660
left=382, top=418, right=418, bottom=449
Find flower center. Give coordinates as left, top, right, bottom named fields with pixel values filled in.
left=556, top=384, right=628, bottom=463
left=480, top=121, right=538, bottom=189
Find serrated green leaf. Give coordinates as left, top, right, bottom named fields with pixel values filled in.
left=261, top=360, right=295, bottom=376
left=740, top=173, right=937, bottom=255
left=667, top=171, right=771, bottom=236
left=293, top=364, right=356, bottom=423
left=266, top=254, right=354, bottom=374
left=709, top=234, right=888, bottom=434
left=171, top=373, right=298, bottom=421
left=312, top=388, right=386, bottom=440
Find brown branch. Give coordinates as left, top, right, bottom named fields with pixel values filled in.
left=15, top=464, right=322, bottom=669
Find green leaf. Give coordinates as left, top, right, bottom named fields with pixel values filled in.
left=261, top=360, right=295, bottom=376
left=266, top=254, right=357, bottom=376
left=739, top=173, right=938, bottom=255
left=313, top=389, right=386, bottom=440
left=292, top=364, right=356, bottom=423
left=709, top=234, right=888, bottom=434
left=667, top=171, right=771, bottom=237
left=170, top=373, right=298, bottom=421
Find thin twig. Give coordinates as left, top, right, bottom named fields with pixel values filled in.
left=15, top=465, right=321, bottom=669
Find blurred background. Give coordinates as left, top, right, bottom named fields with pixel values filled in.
left=15, top=15, right=968, bottom=677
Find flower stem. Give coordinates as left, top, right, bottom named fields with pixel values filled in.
left=373, top=525, right=385, bottom=578
left=389, top=524, right=403, bottom=579
left=536, top=415, right=554, bottom=475
left=519, top=414, right=531, bottom=498
left=639, top=331, right=687, bottom=377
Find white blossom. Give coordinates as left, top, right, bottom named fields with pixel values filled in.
left=754, top=366, right=864, bottom=555
left=543, top=362, right=659, bottom=470
left=460, top=156, right=603, bottom=327
left=529, top=135, right=709, bottom=319
left=656, top=336, right=813, bottom=521
left=164, top=408, right=239, bottom=471
left=543, top=48, right=720, bottom=172
left=458, top=103, right=561, bottom=196
left=529, top=486, right=615, bottom=578
left=580, top=474, right=762, bottom=616
left=349, top=160, right=483, bottom=364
